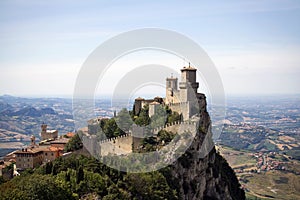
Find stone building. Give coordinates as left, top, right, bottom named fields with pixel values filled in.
left=134, top=64, right=205, bottom=120
left=14, top=145, right=63, bottom=170
left=43, top=147, right=61, bottom=163
left=40, top=123, right=58, bottom=141
left=14, top=148, right=44, bottom=169
left=14, top=124, right=72, bottom=170
left=134, top=96, right=163, bottom=116
left=49, top=138, right=69, bottom=150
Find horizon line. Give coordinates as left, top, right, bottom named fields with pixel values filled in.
left=1, top=93, right=300, bottom=99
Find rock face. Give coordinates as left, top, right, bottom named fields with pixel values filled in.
left=168, top=97, right=245, bottom=200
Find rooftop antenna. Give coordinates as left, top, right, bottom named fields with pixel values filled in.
left=171, top=73, right=173, bottom=78
left=189, top=62, right=191, bottom=68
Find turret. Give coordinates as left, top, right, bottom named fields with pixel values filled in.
left=41, top=123, right=47, bottom=132
left=40, top=123, right=58, bottom=141
left=179, top=63, right=199, bottom=102
left=30, top=135, right=36, bottom=146
left=165, top=75, right=179, bottom=104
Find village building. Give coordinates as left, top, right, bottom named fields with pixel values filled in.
left=40, top=123, right=58, bottom=141
left=13, top=125, right=74, bottom=170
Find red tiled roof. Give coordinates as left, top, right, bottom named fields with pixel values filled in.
left=66, top=132, right=75, bottom=138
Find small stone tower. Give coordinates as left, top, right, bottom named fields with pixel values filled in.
left=40, top=123, right=58, bottom=141
left=30, top=135, right=36, bottom=147
left=166, top=75, right=180, bottom=104
left=41, top=123, right=47, bottom=132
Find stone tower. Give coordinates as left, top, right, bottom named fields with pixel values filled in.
left=165, top=64, right=202, bottom=120
left=179, top=64, right=199, bottom=102
left=41, top=123, right=47, bottom=135
left=30, top=135, right=36, bottom=147
left=134, top=64, right=202, bottom=120
left=40, top=123, right=58, bottom=141
left=165, top=75, right=179, bottom=104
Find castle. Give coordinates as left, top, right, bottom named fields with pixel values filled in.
left=85, top=64, right=205, bottom=156
left=134, top=63, right=205, bottom=120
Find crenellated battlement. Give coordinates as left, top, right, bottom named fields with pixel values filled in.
left=152, top=120, right=197, bottom=134
left=96, top=118, right=199, bottom=156
left=98, top=119, right=197, bottom=143
left=99, top=133, right=132, bottom=144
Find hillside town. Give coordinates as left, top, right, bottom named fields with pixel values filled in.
left=0, top=123, right=75, bottom=179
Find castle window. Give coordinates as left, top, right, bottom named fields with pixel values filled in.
left=45, top=153, right=47, bottom=156
left=51, top=153, right=54, bottom=156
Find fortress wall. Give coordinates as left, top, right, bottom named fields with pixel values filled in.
left=88, top=124, right=100, bottom=135
left=153, top=121, right=197, bottom=135
left=100, top=143, right=115, bottom=156
left=113, top=135, right=133, bottom=152
left=100, top=134, right=133, bottom=156
left=167, top=102, right=190, bottom=120
left=164, top=123, right=196, bottom=134
left=98, top=120, right=198, bottom=156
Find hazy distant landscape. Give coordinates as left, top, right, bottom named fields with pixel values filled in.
left=217, top=95, right=300, bottom=199
left=1, top=94, right=299, bottom=199
left=0, top=95, right=129, bottom=157
left=1, top=94, right=299, bottom=152
left=220, top=95, right=300, bottom=158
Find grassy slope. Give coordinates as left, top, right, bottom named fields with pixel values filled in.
left=244, top=171, right=300, bottom=200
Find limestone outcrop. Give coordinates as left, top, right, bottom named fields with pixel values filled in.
left=168, top=97, right=245, bottom=200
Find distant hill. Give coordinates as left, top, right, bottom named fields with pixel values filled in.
left=0, top=96, right=74, bottom=144
left=11, top=106, right=57, bottom=117
left=0, top=101, right=13, bottom=112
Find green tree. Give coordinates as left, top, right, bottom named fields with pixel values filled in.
left=0, top=176, right=5, bottom=185
left=158, top=130, right=175, bottom=144
left=135, top=105, right=150, bottom=126
left=150, top=105, right=167, bottom=128
left=102, top=118, right=126, bottom=138
left=45, top=161, right=53, bottom=174
left=64, top=133, right=83, bottom=152
left=76, top=166, right=84, bottom=184
left=167, top=111, right=182, bottom=124
left=0, top=174, right=75, bottom=200
left=115, top=108, right=133, bottom=132
left=125, top=172, right=178, bottom=200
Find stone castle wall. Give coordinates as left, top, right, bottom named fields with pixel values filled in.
left=98, top=120, right=198, bottom=156
left=167, top=102, right=189, bottom=120
left=99, top=134, right=133, bottom=156
left=152, top=120, right=196, bottom=134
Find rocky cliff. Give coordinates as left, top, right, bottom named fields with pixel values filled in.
left=166, top=97, right=245, bottom=200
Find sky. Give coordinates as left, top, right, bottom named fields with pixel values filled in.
left=0, top=0, right=300, bottom=97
